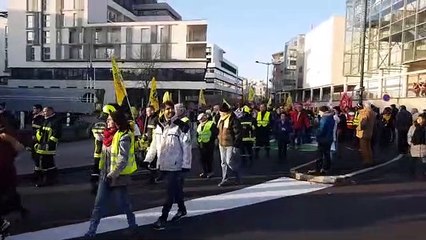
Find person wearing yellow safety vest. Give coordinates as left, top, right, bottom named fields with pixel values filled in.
left=33, top=106, right=62, bottom=187
left=143, top=101, right=192, bottom=230
left=89, top=104, right=116, bottom=194
left=240, top=106, right=256, bottom=167
left=197, top=113, right=218, bottom=179
left=30, top=104, right=44, bottom=182
left=255, top=104, right=272, bottom=158
left=85, top=110, right=138, bottom=238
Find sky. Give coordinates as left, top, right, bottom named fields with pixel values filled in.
left=166, top=0, right=346, bottom=81
left=0, top=0, right=346, bottom=81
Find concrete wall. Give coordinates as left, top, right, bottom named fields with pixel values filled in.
left=304, top=16, right=345, bottom=89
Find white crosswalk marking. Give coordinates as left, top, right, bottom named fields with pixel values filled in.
left=9, top=177, right=329, bottom=240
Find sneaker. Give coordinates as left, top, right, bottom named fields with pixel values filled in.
left=153, top=218, right=167, bottom=231
left=218, top=180, right=230, bottom=187
left=206, top=172, right=215, bottom=179
left=1, top=219, right=10, bottom=233
left=171, top=210, right=187, bottom=222
left=199, top=173, right=206, bottom=178
left=83, top=232, right=96, bottom=239
left=307, top=169, right=320, bottom=175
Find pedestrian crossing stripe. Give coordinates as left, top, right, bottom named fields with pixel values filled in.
left=9, top=178, right=329, bottom=240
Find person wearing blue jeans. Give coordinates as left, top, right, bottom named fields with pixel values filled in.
left=85, top=111, right=138, bottom=238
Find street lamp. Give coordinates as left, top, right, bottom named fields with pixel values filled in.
left=255, top=60, right=272, bottom=100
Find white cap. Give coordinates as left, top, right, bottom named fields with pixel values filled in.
left=197, top=113, right=206, bottom=121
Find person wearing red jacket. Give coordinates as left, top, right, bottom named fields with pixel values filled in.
left=0, top=116, right=28, bottom=237
left=290, top=104, right=310, bottom=149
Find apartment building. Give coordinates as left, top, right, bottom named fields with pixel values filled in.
left=6, top=0, right=209, bottom=106
left=0, top=12, right=8, bottom=85
left=205, top=44, right=243, bottom=103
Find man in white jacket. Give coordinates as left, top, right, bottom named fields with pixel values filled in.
left=144, top=101, right=192, bottom=230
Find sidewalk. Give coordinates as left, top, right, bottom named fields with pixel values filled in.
left=290, top=141, right=402, bottom=184
left=15, top=139, right=94, bottom=176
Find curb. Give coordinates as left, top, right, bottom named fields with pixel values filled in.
left=17, top=165, right=92, bottom=180
left=290, top=154, right=405, bottom=185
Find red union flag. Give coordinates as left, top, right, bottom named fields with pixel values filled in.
left=339, top=92, right=352, bottom=110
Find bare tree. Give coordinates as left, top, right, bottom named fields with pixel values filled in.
left=133, top=50, right=161, bottom=107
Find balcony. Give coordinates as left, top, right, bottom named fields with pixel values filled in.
left=187, top=44, right=206, bottom=59
left=187, top=25, right=207, bottom=42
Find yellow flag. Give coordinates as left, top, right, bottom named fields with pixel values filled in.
left=223, top=98, right=231, bottom=108
left=111, top=56, right=127, bottom=106
left=162, top=91, right=172, bottom=103
left=285, top=95, right=293, bottom=108
left=248, top=86, right=255, bottom=102
left=149, top=77, right=160, bottom=111
left=199, top=89, right=206, bottom=106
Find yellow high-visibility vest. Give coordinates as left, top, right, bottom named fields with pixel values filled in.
left=99, top=130, right=137, bottom=175
left=257, top=111, right=271, bottom=127
left=197, top=121, right=213, bottom=143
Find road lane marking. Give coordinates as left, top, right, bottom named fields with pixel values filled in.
left=9, top=177, right=330, bottom=240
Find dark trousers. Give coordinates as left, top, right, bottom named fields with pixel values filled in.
left=199, top=143, right=214, bottom=174
left=316, top=141, right=332, bottom=171
left=240, top=141, right=254, bottom=167
left=160, top=171, right=186, bottom=221
left=292, top=128, right=305, bottom=147
left=410, top=157, right=426, bottom=179
left=33, top=154, right=57, bottom=185
left=255, top=128, right=270, bottom=157
left=398, top=129, right=409, bottom=154
left=0, top=188, right=25, bottom=216
left=277, top=140, right=288, bottom=161
left=91, top=157, right=101, bottom=179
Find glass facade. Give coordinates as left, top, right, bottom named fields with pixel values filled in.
left=345, top=0, right=426, bottom=99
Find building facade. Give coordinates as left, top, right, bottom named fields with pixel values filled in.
left=273, top=34, right=306, bottom=104
left=6, top=0, right=209, bottom=106
left=205, top=44, right=243, bottom=104
left=301, top=16, right=346, bottom=103
left=344, top=0, right=426, bottom=110
left=0, top=12, right=8, bottom=85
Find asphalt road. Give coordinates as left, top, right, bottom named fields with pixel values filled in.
left=72, top=161, right=426, bottom=240
left=7, top=141, right=421, bottom=240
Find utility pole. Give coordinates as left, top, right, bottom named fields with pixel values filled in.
left=359, top=0, right=368, bottom=105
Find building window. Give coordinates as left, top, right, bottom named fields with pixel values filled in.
left=69, top=46, right=82, bottom=59
left=141, top=28, right=150, bottom=43
left=26, top=15, right=35, bottom=29
left=43, top=15, right=50, bottom=27
left=42, top=0, right=47, bottom=11
left=56, top=30, right=61, bottom=43
left=69, top=29, right=80, bottom=43
left=56, top=14, right=64, bottom=28
left=26, top=46, right=35, bottom=61
left=43, top=31, right=50, bottom=44
left=27, top=31, right=35, bottom=44
left=27, top=0, right=39, bottom=11
left=73, top=13, right=78, bottom=26
left=43, top=47, right=50, bottom=59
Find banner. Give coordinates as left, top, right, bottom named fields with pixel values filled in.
left=162, top=91, right=172, bottom=103
left=248, top=86, right=255, bottom=102
left=199, top=89, right=207, bottom=106
left=149, top=77, right=160, bottom=111
left=111, top=56, right=128, bottom=106
left=339, top=92, right=352, bottom=110
left=285, top=95, right=293, bottom=108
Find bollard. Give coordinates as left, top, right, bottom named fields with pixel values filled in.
left=66, top=112, right=71, bottom=127
left=20, top=111, right=25, bottom=130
